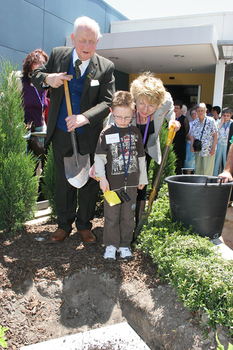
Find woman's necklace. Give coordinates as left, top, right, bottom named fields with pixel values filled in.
left=137, top=111, right=151, bottom=123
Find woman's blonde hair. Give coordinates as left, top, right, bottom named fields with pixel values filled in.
left=130, top=72, right=166, bottom=108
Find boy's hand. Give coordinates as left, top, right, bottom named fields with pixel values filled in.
left=99, top=176, right=110, bottom=193
left=89, top=164, right=99, bottom=181
left=138, top=184, right=145, bottom=190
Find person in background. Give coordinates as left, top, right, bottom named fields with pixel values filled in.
left=172, top=100, right=189, bottom=174
left=94, top=91, right=148, bottom=260
left=190, top=102, right=218, bottom=175
left=181, top=104, right=187, bottom=116
left=183, top=107, right=198, bottom=170
left=212, top=106, right=221, bottom=121
left=213, top=107, right=232, bottom=176
left=21, top=49, right=49, bottom=146
left=32, top=16, right=115, bottom=243
left=218, top=142, right=233, bottom=182
left=185, top=102, right=197, bottom=123
left=206, top=103, right=212, bottom=116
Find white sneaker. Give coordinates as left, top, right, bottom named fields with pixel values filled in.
left=118, top=247, right=133, bottom=259
left=103, top=245, right=117, bottom=261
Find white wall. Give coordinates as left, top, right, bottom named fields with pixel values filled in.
left=110, top=12, right=233, bottom=40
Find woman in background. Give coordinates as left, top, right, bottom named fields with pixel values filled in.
left=213, top=107, right=232, bottom=176
left=183, top=107, right=198, bottom=170
left=190, top=102, right=218, bottom=175
left=21, top=48, right=49, bottom=146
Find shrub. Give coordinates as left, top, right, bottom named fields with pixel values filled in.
left=41, top=143, right=57, bottom=218
left=0, top=58, right=38, bottom=234
left=137, top=184, right=233, bottom=337
left=0, top=325, right=8, bottom=348
left=147, top=120, right=176, bottom=193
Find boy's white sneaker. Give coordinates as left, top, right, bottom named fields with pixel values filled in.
left=118, top=247, right=133, bottom=259
left=103, top=245, right=117, bottom=261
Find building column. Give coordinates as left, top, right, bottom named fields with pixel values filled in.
left=213, top=60, right=226, bottom=108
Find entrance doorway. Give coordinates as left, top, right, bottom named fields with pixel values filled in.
left=164, top=85, right=201, bottom=108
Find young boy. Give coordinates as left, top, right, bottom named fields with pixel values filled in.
left=94, top=91, right=148, bottom=260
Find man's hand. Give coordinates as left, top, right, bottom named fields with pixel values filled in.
left=46, top=72, right=71, bottom=88
left=65, top=114, right=89, bottom=132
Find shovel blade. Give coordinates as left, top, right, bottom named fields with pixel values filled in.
left=104, top=190, right=121, bottom=206
left=64, top=153, right=90, bottom=188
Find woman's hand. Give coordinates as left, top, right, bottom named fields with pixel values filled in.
left=169, top=120, right=181, bottom=132
left=138, top=184, right=145, bottom=190
left=210, top=148, right=215, bottom=156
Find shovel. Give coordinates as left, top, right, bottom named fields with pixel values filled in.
left=95, top=177, right=121, bottom=206
left=63, top=78, right=90, bottom=188
left=133, top=124, right=176, bottom=240
left=104, top=190, right=121, bottom=206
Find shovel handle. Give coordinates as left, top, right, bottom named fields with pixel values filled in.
left=146, top=125, right=176, bottom=213
left=166, top=124, right=176, bottom=146
left=63, top=79, right=79, bottom=167
left=63, top=80, right=73, bottom=116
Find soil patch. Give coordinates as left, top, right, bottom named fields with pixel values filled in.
left=0, top=217, right=222, bottom=349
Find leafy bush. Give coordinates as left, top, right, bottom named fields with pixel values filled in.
left=0, top=58, right=38, bottom=234
left=41, top=143, right=57, bottom=218
left=137, top=184, right=233, bottom=337
left=0, top=325, right=8, bottom=348
left=147, top=120, right=176, bottom=193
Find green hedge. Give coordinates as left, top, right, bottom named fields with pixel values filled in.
left=0, top=58, right=38, bottom=234
left=137, top=184, right=233, bottom=337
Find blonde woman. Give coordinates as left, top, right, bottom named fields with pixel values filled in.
left=130, top=73, right=180, bottom=223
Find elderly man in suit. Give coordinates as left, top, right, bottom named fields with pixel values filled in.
left=32, top=16, right=115, bottom=243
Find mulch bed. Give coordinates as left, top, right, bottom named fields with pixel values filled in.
left=0, top=216, right=161, bottom=349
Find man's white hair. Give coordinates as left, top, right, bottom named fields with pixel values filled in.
left=73, top=16, right=101, bottom=40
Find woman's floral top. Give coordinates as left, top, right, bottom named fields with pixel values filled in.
left=190, top=116, right=218, bottom=156
left=216, top=119, right=232, bottom=146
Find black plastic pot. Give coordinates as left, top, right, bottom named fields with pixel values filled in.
left=165, top=175, right=233, bottom=239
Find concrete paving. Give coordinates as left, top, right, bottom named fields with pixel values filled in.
left=20, top=322, right=151, bottom=350
left=211, top=206, right=233, bottom=260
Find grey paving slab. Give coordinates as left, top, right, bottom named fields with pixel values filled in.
left=212, top=237, right=233, bottom=260
left=20, top=322, right=151, bottom=350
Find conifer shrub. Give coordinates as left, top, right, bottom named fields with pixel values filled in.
left=0, top=58, right=38, bottom=234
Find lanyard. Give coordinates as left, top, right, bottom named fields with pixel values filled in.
left=114, top=123, right=131, bottom=191
left=136, top=111, right=151, bottom=146
left=33, top=86, right=45, bottom=112
left=223, top=121, right=230, bottom=132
